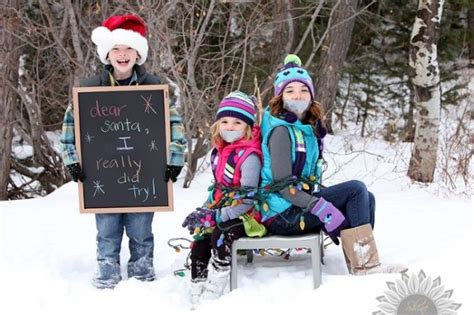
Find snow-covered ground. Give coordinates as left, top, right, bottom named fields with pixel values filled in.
left=1, top=134, right=472, bottom=315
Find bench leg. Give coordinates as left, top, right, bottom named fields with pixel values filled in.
left=320, top=234, right=325, bottom=265
left=311, top=241, right=322, bottom=289
left=231, top=246, right=238, bottom=291
left=232, top=234, right=323, bottom=291
left=246, top=250, right=254, bottom=263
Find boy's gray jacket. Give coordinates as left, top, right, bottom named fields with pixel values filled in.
left=60, top=65, right=186, bottom=167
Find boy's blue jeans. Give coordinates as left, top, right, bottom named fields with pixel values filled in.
left=95, top=212, right=155, bottom=284
left=267, top=180, right=375, bottom=235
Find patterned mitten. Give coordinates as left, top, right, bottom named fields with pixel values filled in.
left=309, top=197, right=347, bottom=245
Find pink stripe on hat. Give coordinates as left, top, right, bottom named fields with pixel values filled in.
left=216, top=91, right=257, bottom=126
left=219, top=100, right=256, bottom=115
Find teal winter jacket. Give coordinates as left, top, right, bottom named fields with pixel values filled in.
left=259, top=109, right=321, bottom=222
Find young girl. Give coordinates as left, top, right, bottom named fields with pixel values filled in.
left=182, top=91, right=262, bottom=305
left=259, top=54, right=407, bottom=275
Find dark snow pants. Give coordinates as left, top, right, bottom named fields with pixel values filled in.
left=190, top=218, right=246, bottom=280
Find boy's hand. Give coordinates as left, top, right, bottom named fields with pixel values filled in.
left=67, top=163, right=85, bottom=182
left=165, top=165, right=182, bottom=182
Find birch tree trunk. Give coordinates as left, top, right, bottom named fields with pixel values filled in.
left=0, top=2, right=20, bottom=200
left=407, top=0, right=444, bottom=182
left=314, top=0, right=358, bottom=134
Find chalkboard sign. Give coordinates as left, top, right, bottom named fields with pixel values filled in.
left=72, top=85, right=173, bottom=213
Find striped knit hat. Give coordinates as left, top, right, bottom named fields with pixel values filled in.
left=274, top=54, right=315, bottom=99
left=216, top=91, right=257, bottom=126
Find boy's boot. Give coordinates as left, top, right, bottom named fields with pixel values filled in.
left=127, top=257, right=156, bottom=281
left=92, top=259, right=122, bottom=289
left=190, top=278, right=206, bottom=310
left=202, top=254, right=230, bottom=300
left=341, top=224, right=408, bottom=275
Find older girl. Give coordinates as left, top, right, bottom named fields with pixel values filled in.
left=259, top=55, right=406, bottom=275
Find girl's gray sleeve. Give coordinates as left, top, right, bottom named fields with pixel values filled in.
left=268, top=126, right=318, bottom=210
left=219, top=153, right=261, bottom=222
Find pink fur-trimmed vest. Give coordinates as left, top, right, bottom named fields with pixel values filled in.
left=210, top=126, right=262, bottom=202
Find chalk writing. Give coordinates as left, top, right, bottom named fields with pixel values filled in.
left=95, top=155, right=142, bottom=173
left=117, top=136, right=134, bottom=151
left=93, top=180, right=105, bottom=197
left=127, top=178, right=157, bottom=202
left=100, top=118, right=141, bottom=133
left=149, top=140, right=158, bottom=151
left=86, top=133, right=94, bottom=143
left=74, top=85, right=172, bottom=212
left=142, top=95, right=157, bottom=114
left=90, top=100, right=127, bottom=118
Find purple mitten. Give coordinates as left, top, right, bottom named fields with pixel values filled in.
left=182, top=207, right=213, bottom=234
left=309, top=197, right=347, bottom=245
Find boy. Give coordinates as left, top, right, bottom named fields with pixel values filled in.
left=60, top=14, right=186, bottom=289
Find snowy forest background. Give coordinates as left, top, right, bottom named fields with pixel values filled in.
left=0, top=0, right=472, bottom=199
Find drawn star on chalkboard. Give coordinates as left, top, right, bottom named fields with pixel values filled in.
left=92, top=180, right=105, bottom=197
left=149, top=140, right=158, bottom=151
left=141, top=95, right=157, bottom=114
left=85, top=133, right=94, bottom=143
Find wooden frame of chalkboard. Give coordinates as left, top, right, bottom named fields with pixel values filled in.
left=72, top=85, right=174, bottom=213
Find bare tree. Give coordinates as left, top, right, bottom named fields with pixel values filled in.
left=153, top=1, right=271, bottom=187
left=469, top=7, right=474, bottom=67
left=0, top=1, right=22, bottom=200
left=271, top=0, right=296, bottom=75
left=314, top=0, right=359, bottom=134
left=4, top=0, right=103, bottom=198
left=2, top=0, right=467, bottom=199
left=438, top=97, right=472, bottom=194
left=259, top=1, right=324, bottom=103
left=407, top=0, right=444, bottom=182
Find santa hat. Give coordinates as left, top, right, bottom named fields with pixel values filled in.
left=91, top=14, right=148, bottom=65
left=274, top=54, right=315, bottom=99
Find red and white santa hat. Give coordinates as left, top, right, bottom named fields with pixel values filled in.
left=91, top=14, right=148, bottom=65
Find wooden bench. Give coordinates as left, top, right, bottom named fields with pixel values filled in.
left=230, top=233, right=322, bottom=290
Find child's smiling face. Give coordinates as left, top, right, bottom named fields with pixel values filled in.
left=107, top=44, right=139, bottom=79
